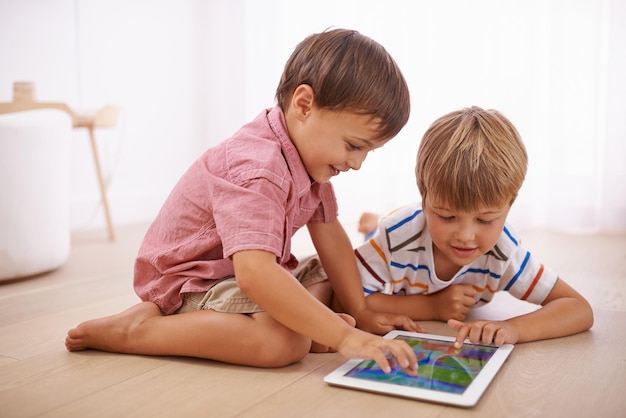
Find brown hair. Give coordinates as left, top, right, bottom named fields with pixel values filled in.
left=415, top=106, right=528, bottom=211
left=276, top=28, right=410, bottom=141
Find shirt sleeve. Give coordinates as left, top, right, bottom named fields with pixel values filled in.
left=213, top=171, right=289, bottom=260
left=499, top=240, right=559, bottom=305
left=354, top=223, right=392, bottom=295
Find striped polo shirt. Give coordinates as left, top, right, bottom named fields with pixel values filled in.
left=355, top=205, right=558, bottom=305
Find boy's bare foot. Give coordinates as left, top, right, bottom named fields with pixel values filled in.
left=65, top=302, right=163, bottom=353
left=358, top=212, right=381, bottom=235
left=309, top=313, right=356, bottom=353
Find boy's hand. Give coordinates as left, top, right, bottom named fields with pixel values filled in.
left=430, top=284, right=477, bottom=321
left=448, top=318, right=519, bottom=348
left=337, top=328, right=418, bottom=375
left=354, top=307, right=426, bottom=335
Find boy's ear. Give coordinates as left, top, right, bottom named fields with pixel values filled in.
left=290, top=84, right=315, bottom=120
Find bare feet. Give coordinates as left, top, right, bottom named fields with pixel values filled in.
left=358, top=212, right=381, bottom=235
left=65, top=302, right=163, bottom=353
left=309, top=313, right=357, bottom=353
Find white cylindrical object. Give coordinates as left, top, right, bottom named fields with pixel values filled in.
left=0, top=109, right=72, bottom=280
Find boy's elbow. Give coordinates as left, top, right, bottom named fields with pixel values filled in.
left=571, top=294, right=594, bottom=332
left=232, top=251, right=267, bottom=297
left=235, top=272, right=254, bottom=296
left=234, top=262, right=261, bottom=297
left=582, top=300, right=594, bottom=331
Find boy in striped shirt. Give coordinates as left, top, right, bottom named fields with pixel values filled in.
left=356, top=106, right=593, bottom=347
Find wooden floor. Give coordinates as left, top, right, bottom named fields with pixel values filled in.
left=1, top=223, right=625, bottom=417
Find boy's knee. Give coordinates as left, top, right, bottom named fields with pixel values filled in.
left=256, top=330, right=310, bottom=368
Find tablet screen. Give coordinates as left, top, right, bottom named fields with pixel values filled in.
left=324, top=331, right=513, bottom=407
left=344, top=335, right=497, bottom=394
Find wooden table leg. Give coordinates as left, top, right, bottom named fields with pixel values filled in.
left=87, top=126, right=116, bottom=241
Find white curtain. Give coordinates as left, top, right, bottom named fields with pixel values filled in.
left=242, top=0, right=625, bottom=233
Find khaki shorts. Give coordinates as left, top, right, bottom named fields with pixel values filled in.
left=176, top=256, right=327, bottom=314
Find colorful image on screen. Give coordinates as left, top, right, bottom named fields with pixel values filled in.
left=344, top=336, right=496, bottom=394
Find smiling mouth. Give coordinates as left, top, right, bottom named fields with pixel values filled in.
left=451, top=246, right=476, bottom=258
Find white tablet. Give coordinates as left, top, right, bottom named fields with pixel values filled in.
left=324, top=330, right=513, bottom=407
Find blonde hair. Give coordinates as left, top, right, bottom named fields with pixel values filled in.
left=415, top=106, right=527, bottom=211
left=276, top=28, right=410, bottom=141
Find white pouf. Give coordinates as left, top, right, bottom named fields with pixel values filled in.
left=0, top=109, right=72, bottom=281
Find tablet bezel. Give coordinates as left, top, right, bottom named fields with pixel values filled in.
left=324, top=330, right=514, bottom=407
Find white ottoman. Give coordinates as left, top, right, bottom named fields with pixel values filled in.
left=0, top=109, right=72, bottom=281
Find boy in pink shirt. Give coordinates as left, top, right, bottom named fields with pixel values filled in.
left=66, top=29, right=421, bottom=373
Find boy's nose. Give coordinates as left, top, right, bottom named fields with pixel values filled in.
left=347, top=153, right=367, bottom=171
left=347, top=160, right=362, bottom=171
left=455, top=224, right=476, bottom=242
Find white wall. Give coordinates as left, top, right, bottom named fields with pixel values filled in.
left=239, top=0, right=626, bottom=232
left=1, top=0, right=624, bottom=234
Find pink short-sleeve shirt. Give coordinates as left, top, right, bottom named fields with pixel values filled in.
left=134, top=107, right=338, bottom=314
